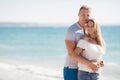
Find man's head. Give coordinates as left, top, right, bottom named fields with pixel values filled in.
left=78, top=5, right=91, bottom=23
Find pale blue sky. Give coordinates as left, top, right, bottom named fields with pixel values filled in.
left=0, top=0, right=120, bottom=25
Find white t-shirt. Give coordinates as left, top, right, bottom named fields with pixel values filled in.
left=77, top=39, right=104, bottom=73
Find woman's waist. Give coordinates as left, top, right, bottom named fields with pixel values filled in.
left=78, top=63, right=102, bottom=73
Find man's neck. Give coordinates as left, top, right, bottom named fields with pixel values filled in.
left=77, top=21, right=85, bottom=29
left=77, top=20, right=86, bottom=35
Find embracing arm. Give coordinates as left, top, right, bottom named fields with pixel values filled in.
left=65, top=40, right=98, bottom=72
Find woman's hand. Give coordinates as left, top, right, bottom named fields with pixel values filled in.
left=88, top=63, right=99, bottom=72
left=99, top=60, right=104, bottom=67
left=88, top=60, right=104, bottom=72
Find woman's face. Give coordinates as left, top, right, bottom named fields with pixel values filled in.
left=87, top=20, right=95, bottom=35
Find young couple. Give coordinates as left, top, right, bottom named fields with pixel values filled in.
left=64, top=5, right=106, bottom=80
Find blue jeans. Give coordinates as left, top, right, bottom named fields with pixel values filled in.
left=63, top=67, right=78, bottom=80
left=78, top=70, right=99, bottom=80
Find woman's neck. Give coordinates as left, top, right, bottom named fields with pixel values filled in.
left=86, top=35, right=97, bottom=44
left=89, top=33, right=96, bottom=39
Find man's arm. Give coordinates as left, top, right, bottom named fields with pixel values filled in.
left=65, top=40, right=98, bottom=72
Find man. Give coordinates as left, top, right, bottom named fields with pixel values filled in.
left=63, top=5, right=98, bottom=80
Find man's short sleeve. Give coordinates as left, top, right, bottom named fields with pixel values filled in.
left=65, top=28, right=75, bottom=41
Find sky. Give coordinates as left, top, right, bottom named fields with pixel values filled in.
left=0, top=0, right=120, bottom=25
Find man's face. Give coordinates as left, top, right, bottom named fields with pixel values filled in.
left=78, top=9, right=90, bottom=23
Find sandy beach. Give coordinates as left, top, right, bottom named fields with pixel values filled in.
left=0, top=62, right=63, bottom=80
left=0, top=61, right=120, bottom=80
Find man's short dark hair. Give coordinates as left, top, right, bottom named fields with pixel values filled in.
left=79, top=5, right=91, bottom=13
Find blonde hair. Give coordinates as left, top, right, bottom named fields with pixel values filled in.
left=87, top=19, right=106, bottom=52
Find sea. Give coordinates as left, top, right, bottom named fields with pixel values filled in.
left=0, top=25, right=120, bottom=80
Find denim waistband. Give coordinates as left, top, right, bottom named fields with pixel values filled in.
left=78, top=70, right=99, bottom=75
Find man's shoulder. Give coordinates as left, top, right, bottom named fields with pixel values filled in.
left=67, top=22, right=82, bottom=32
left=67, top=23, right=78, bottom=31
left=69, top=23, right=77, bottom=28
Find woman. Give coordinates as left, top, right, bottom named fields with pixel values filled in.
left=75, top=19, right=106, bottom=80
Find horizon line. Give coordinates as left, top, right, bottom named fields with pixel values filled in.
left=0, top=22, right=120, bottom=27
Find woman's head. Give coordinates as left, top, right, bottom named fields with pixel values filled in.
left=86, top=19, right=96, bottom=35
left=86, top=19, right=103, bottom=46
left=86, top=19, right=106, bottom=52
left=86, top=19, right=97, bottom=38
